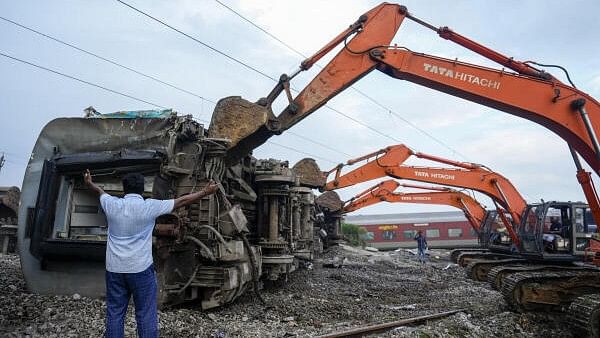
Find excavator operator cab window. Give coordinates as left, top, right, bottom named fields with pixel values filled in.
left=489, top=212, right=512, bottom=246
left=575, top=207, right=596, bottom=234
left=541, top=204, right=572, bottom=254
left=480, top=211, right=512, bottom=248
left=574, top=206, right=598, bottom=254
left=520, top=205, right=541, bottom=253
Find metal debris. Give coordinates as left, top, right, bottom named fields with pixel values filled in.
left=314, top=309, right=466, bottom=338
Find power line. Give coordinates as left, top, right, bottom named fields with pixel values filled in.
left=0, top=51, right=334, bottom=167
left=0, top=52, right=166, bottom=109
left=213, top=0, right=305, bottom=58
left=116, top=0, right=402, bottom=144
left=116, top=0, right=278, bottom=82
left=2, top=5, right=390, bottom=164
left=212, top=0, right=467, bottom=160
left=1, top=17, right=351, bottom=160
left=267, top=141, right=337, bottom=165
left=357, top=89, right=469, bottom=159
left=287, top=131, right=352, bottom=157
left=323, top=105, right=400, bottom=143
left=0, top=16, right=216, bottom=106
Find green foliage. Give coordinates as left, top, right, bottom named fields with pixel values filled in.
left=341, top=222, right=368, bottom=247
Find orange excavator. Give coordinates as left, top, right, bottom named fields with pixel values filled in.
left=206, top=2, right=600, bottom=332
left=210, top=3, right=600, bottom=230
left=342, top=179, right=487, bottom=234
left=322, top=144, right=525, bottom=251
left=341, top=180, right=504, bottom=256
left=340, top=178, right=513, bottom=260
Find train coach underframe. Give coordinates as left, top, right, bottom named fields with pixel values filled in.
left=19, top=114, right=329, bottom=309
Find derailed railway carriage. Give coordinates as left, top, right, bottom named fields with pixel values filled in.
left=18, top=110, right=333, bottom=309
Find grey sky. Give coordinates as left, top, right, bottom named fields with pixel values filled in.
left=1, top=0, right=600, bottom=215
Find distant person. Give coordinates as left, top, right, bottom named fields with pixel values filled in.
left=414, top=230, right=428, bottom=263
left=84, top=170, right=218, bottom=338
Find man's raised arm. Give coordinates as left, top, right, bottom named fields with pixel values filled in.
left=84, top=169, right=105, bottom=196
left=174, top=181, right=219, bottom=210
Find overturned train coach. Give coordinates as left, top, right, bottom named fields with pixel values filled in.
left=18, top=110, right=340, bottom=309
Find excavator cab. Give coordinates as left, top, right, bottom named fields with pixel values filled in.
left=519, top=202, right=597, bottom=261
left=479, top=210, right=514, bottom=252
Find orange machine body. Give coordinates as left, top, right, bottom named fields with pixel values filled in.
left=256, top=3, right=600, bottom=227
left=323, top=144, right=525, bottom=247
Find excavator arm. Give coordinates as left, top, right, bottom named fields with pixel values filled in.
left=370, top=50, right=600, bottom=170
left=342, top=179, right=486, bottom=233
left=208, top=2, right=600, bottom=224
left=226, top=3, right=600, bottom=175
left=342, top=179, right=401, bottom=213
left=209, top=3, right=406, bottom=163
left=323, top=144, right=526, bottom=246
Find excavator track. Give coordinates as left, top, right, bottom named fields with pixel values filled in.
left=465, top=258, right=526, bottom=282
left=569, top=293, right=600, bottom=338
left=487, top=264, right=532, bottom=290
left=501, top=270, right=600, bottom=312
left=487, top=264, right=596, bottom=290
left=450, top=248, right=487, bottom=263
left=456, top=251, right=513, bottom=267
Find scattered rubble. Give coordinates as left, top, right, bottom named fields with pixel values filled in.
left=0, top=246, right=574, bottom=337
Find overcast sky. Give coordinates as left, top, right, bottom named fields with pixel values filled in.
left=2, top=0, right=600, bottom=216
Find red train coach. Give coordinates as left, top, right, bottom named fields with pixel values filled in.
left=345, top=211, right=479, bottom=250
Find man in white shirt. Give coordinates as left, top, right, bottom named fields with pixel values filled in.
left=84, top=170, right=218, bottom=338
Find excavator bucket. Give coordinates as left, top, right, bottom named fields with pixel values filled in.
left=316, top=191, right=343, bottom=212
left=293, top=158, right=326, bottom=188
left=207, top=96, right=274, bottom=164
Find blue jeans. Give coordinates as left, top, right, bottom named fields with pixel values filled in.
left=418, top=247, right=427, bottom=263
left=105, top=265, right=158, bottom=338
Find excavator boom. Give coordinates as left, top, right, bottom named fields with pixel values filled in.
left=208, top=2, right=600, bottom=226
left=370, top=49, right=600, bottom=171
left=212, top=3, right=600, bottom=175
left=324, top=144, right=526, bottom=246
left=342, top=179, right=486, bottom=232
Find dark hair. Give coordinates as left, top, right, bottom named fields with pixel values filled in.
left=122, top=173, right=145, bottom=195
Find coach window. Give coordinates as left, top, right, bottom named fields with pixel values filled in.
left=469, top=228, right=478, bottom=237
left=382, top=230, right=396, bottom=240
left=426, top=229, right=440, bottom=238
left=448, top=228, right=463, bottom=238
left=403, top=230, right=416, bottom=239
left=364, top=232, right=375, bottom=241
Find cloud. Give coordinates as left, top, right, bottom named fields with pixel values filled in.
left=234, top=0, right=372, bottom=56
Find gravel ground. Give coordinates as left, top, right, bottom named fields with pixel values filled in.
left=0, top=246, right=574, bottom=337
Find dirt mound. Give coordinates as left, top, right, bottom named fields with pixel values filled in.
left=293, top=158, right=325, bottom=188
left=316, top=191, right=343, bottom=211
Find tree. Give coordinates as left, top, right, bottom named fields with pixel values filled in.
left=341, top=222, right=368, bottom=247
